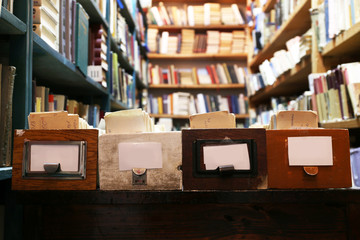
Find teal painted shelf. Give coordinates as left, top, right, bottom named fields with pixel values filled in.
left=33, top=33, right=108, bottom=96
left=0, top=6, right=26, bottom=34
left=77, top=0, right=109, bottom=29
left=110, top=96, right=129, bottom=110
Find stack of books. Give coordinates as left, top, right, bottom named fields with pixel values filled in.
left=206, top=31, right=220, bottom=54
left=33, top=0, right=60, bottom=51
left=192, top=5, right=204, bottom=25
left=204, top=3, right=221, bottom=25
left=180, top=29, right=195, bottom=54
left=148, top=28, right=159, bottom=53
left=231, top=30, right=246, bottom=53
left=219, top=32, right=232, bottom=54
left=88, top=24, right=108, bottom=87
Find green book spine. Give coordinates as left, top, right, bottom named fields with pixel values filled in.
left=75, top=3, right=89, bottom=76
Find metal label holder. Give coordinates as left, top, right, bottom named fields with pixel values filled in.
left=22, top=141, right=87, bottom=180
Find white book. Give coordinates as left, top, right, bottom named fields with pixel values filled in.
left=160, top=31, right=169, bottom=54
left=187, top=5, right=195, bottom=26
left=150, top=6, right=164, bottom=26
left=195, top=93, right=207, bottom=114
left=204, top=3, right=210, bottom=25
left=231, top=4, right=244, bottom=24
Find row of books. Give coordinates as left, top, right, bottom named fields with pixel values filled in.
left=0, top=64, right=16, bottom=167
left=308, top=62, right=360, bottom=123
left=252, top=0, right=303, bottom=54
left=148, top=29, right=247, bottom=54
left=149, top=63, right=248, bottom=86
left=148, top=92, right=248, bottom=116
left=109, top=52, right=135, bottom=108
left=246, top=31, right=311, bottom=97
left=311, top=0, right=360, bottom=51
left=148, top=2, right=246, bottom=26
left=32, top=83, right=103, bottom=128
left=251, top=93, right=308, bottom=126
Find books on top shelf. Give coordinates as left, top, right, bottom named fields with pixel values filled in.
left=308, top=62, right=360, bottom=123
left=148, top=63, right=247, bottom=86
left=33, top=0, right=60, bottom=51
left=148, top=29, right=247, bottom=55
left=148, top=2, right=246, bottom=26
left=247, top=32, right=312, bottom=97
left=311, top=0, right=360, bottom=51
left=148, top=92, right=248, bottom=116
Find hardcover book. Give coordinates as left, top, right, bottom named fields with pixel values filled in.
left=75, top=2, right=89, bottom=76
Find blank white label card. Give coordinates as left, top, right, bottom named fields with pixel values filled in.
left=203, top=143, right=250, bottom=170
left=118, top=142, right=162, bottom=171
left=288, top=136, right=333, bottom=166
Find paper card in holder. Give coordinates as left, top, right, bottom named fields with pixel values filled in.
left=193, top=139, right=256, bottom=178
left=22, top=141, right=86, bottom=179
left=182, top=129, right=267, bottom=190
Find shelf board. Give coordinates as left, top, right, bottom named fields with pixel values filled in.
left=148, top=53, right=248, bottom=60
left=320, top=118, right=360, bottom=129
left=135, top=72, right=147, bottom=90
left=150, top=113, right=249, bottom=119
left=110, top=97, right=129, bottom=110
left=262, top=0, right=277, bottom=13
left=322, top=21, right=360, bottom=58
left=148, top=24, right=248, bottom=30
left=76, top=0, right=109, bottom=29
left=0, top=167, right=12, bottom=181
left=250, top=56, right=311, bottom=105
left=0, top=6, right=26, bottom=34
left=32, top=33, right=108, bottom=97
left=149, top=83, right=245, bottom=89
left=249, top=0, right=311, bottom=70
left=16, top=189, right=360, bottom=205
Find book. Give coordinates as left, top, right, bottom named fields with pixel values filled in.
left=74, top=2, right=89, bottom=76
left=0, top=66, right=16, bottom=166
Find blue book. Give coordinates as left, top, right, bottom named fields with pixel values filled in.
left=75, top=3, right=89, bottom=76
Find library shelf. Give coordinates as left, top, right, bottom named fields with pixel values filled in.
left=149, top=83, right=246, bottom=90
left=148, top=53, right=248, bottom=60
left=0, top=167, right=12, bottom=181
left=0, top=6, right=26, bottom=35
left=322, top=21, right=360, bottom=58
left=249, top=55, right=311, bottom=105
left=249, top=0, right=311, bottom=71
left=320, top=118, right=360, bottom=129
left=262, top=0, right=277, bottom=13
left=76, top=0, right=109, bottom=29
left=32, top=33, right=108, bottom=96
left=135, top=72, right=147, bottom=90
left=148, top=24, right=248, bottom=31
left=150, top=113, right=249, bottom=119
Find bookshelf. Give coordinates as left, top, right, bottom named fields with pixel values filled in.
left=249, top=0, right=311, bottom=72
left=147, top=0, right=250, bottom=126
left=9, top=0, right=148, bottom=128
left=249, top=55, right=311, bottom=105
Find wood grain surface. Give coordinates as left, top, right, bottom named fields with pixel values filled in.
left=12, top=129, right=98, bottom=190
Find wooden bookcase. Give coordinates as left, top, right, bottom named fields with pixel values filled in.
left=248, top=0, right=312, bottom=107
left=147, top=0, right=250, bottom=127
left=247, top=0, right=360, bottom=141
